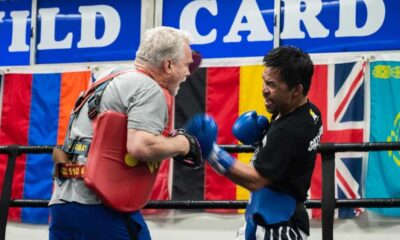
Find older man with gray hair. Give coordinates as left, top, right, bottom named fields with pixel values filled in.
left=49, top=26, right=202, bottom=240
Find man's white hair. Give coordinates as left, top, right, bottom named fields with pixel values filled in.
left=136, top=26, right=193, bottom=67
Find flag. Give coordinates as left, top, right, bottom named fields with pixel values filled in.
left=0, top=72, right=3, bottom=127
left=173, top=68, right=206, bottom=203
left=308, top=60, right=367, bottom=219
left=0, top=71, right=91, bottom=223
left=0, top=69, right=172, bottom=223
left=173, top=66, right=269, bottom=212
left=365, top=59, right=400, bottom=216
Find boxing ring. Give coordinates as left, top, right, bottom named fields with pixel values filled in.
left=1, top=143, right=400, bottom=240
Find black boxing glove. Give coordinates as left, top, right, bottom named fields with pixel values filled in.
left=170, top=129, right=203, bottom=168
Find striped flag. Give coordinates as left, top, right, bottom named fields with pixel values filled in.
left=174, top=61, right=366, bottom=219
left=0, top=71, right=91, bottom=223
left=0, top=69, right=172, bottom=223
left=173, top=66, right=270, bottom=212
left=308, top=60, right=366, bottom=219
left=0, top=60, right=370, bottom=222
left=0, top=72, right=3, bottom=127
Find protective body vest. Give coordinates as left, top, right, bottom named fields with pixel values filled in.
left=62, top=69, right=173, bottom=212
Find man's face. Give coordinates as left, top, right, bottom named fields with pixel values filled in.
left=167, top=42, right=193, bottom=96
left=262, top=67, right=297, bottom=116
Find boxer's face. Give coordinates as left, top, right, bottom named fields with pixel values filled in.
left=262, top=67, right=298, bottom=117
left=166, top=42, right=193, bottom=96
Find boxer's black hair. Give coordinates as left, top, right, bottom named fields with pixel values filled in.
left=263, top=46, right=314, bottom=95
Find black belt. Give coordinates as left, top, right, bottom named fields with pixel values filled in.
left=62, top=138, right=91, bottom=156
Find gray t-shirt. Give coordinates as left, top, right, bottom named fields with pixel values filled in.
left=49, top=67, right=168, bottom=205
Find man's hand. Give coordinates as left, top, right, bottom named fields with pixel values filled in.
left=170, top=129, right=203, bottom=168
left=232, top=111, right=269, bottom=145
left=184, top=114, right=235, bottom=174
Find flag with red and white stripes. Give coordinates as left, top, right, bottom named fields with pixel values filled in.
left=309, top=60, right=366, bottom=218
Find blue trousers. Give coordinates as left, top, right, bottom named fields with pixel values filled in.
left=49, top=202, right=151, bottom=240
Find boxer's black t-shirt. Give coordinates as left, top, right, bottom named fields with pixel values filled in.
left=252, top=100, right=323, bottom=235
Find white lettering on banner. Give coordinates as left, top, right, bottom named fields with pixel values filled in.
left=180, top=0, right=272, bottom=44
left=223, top=0, right=272, bottom=42
left=335, top=0, right=385, bottom=37
left=0, top=1, right=388, bottom=53
left=281, top=0, right=329, bottom=39
left=180, top=0, right=386, bottom=44
left=180, top=0, right=218, bottom=44
left=37, top=8, right=73, bottom=50
left=36, top=5, right=121, bottom=50
left=77, top=5, right=120, bottom=48
left=9, top=11, right=30, bottom=52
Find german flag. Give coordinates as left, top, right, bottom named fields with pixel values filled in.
left=172, top=65, right=270, bottom=212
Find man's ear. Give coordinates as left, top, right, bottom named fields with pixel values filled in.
left=293, top=84, right=304, bottom=97
left=163, top=59, right=172, bottom=73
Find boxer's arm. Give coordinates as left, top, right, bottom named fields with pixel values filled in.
left=184, top=114, right=271, bottom=191
left=127, top=128, right=189, bottom=162
left=226, top=161, right=271, bottom=192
